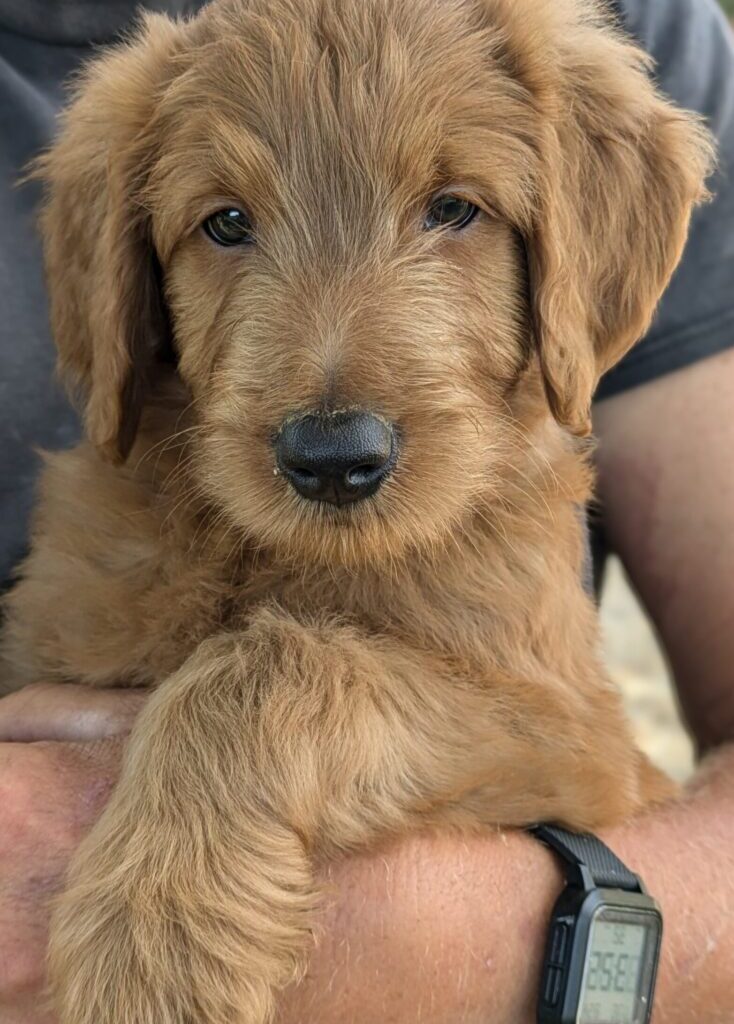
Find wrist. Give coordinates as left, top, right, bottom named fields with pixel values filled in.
left=600, top=751, right=734, bottom=1024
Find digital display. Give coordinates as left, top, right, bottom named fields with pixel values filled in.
left=578, top=911, right=656, bottom=1024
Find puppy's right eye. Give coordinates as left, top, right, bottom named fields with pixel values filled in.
left=203, top=208, right=254, bottom=247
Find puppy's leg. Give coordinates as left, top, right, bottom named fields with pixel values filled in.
left=49, top=609, right=649, bottom=1024
left=49, top=624, right=317, bottom=1024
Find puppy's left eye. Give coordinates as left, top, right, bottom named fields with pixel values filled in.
left=424, top=195, right=479, bottom=231
left=203, top=208, right=254, bottom=246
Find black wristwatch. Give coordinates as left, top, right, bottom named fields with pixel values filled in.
left=530, top=824, right=662, bottom=1024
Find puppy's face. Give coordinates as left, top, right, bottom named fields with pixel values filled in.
left=153, top=0, right=537, bottom=566
left=40, top=0, right=711, bottom=568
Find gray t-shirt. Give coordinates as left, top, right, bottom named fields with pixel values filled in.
left=1, top=0, right=734, bottom=586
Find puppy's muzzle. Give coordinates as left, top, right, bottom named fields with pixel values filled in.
left=275, top=411, right=397, bottom=505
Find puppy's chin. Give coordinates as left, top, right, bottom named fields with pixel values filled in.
left=233, top=493, right=442, bottom=572
left=199, top=474, right=471, bottom=573
left=192, top=417, right=496, bottom=571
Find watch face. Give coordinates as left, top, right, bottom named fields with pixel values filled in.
left=577, top=906, right=661, bottom=1024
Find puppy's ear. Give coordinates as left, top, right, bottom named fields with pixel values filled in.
left=522, top=9, right=713, bottom=435
left=35, top=15, right=184, bottom=462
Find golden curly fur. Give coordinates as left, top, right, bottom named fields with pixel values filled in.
left=0, top=0, right=712, bottom=1020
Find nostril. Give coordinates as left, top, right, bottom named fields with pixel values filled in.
left=345, top=462, right=386, bottom=488
left=288, top=467, right=322, bottom=495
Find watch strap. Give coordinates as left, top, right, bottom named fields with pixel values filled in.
left=530, top=824, right=642, bottom=892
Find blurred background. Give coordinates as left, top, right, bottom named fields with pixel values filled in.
left=600, top=559, right=694, bottom=783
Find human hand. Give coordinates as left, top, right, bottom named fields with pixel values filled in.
left=0, top=683, right=146, bottom=1024
left=0, top=682, right=559, bottom=1024
left=3, top=684, right=733, bottom=1024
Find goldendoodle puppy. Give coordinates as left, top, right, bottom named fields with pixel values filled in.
left=0, top=0, right=712, bottom=1020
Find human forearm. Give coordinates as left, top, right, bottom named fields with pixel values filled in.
left=278, top=745, right=734, bottom=1024
left=595, top=350, right=734, bottom=750
left=277, top=830, right=560, bottom=1024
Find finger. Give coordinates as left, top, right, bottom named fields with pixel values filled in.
left=62, top=738, right=128, bottom=817
left=0, top=683, right=148, bottom=743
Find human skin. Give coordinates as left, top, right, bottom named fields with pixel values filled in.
left=2, top=348, right=734, bottom=1023
left=594, top=348, right=734, bottom=752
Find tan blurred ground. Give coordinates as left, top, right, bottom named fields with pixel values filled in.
left=600, top=558, right=695, bottom=782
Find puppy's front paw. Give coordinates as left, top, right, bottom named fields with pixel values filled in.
left=49, top=844, right=276, bottom=1024
left=50, top=892, right=193, bottom=1024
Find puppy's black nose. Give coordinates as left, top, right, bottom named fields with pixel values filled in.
left=276, top=411, right=396, bottom=505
